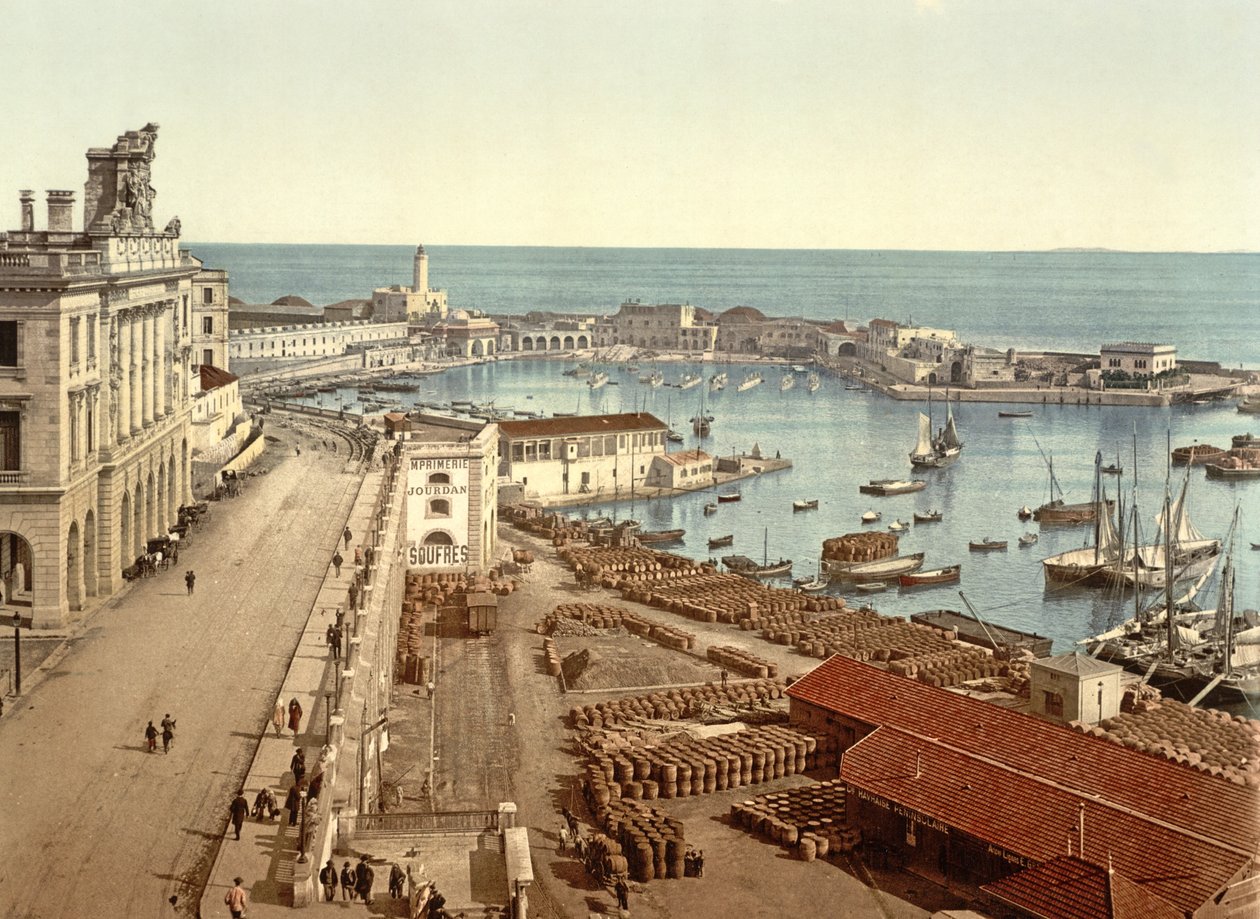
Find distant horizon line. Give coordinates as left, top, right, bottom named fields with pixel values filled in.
left=187, top=241, right=1260, bottom=256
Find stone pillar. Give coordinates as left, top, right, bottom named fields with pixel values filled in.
left=46, top=190, right=75, bottom=232
left=19, top=190, right=35, bottom=232
left=155, top=303, right=168, bottom=416
left=141, top=309, right=154, bottom=427
left=116, top=313, right=131, bottom=442
left=129, top=313, right=143, bottom=435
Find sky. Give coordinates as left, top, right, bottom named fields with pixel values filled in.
left=1, top=1, right=1257, bottom=251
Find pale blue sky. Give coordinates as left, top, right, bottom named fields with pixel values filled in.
left=2, top=1, right=1256, bottom=250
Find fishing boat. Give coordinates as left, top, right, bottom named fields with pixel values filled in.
left=708, top=534, right=734, bottom=549
left=1205, top=460, right=1260, bottom=480
left=780, top=374, right=795, bottom=392
left=909, top=393, right=964, bottom=469
left=1017, top=505, right=1033, bottom=520
left=1041, top=458, right=1121, bottom=586
left=898, top=565, right=961, bottom=587
left=638, top=528, right=685, bottom=544
left=844, top=552, right=926, bottom=583
left=861, top=511, right=881, bottom=523
left=806, top=372, right=821, bottom=393
left=1171, top=443, right=1226, bottom=465
left=1101, top=462, right=1122, bottom=475
left=792, top=499, right=819, bottom=512
left=1018, top=532, right=1039, bottom=548
left=691, top=413, right=713, bottom=437
left=1105, top=467, right=1221, bottom=589
left=666, top=430, right=685, bottom=443
left=969, top=538, right=1008, bottom=551
left=703, top=503, right=718, bottom=516
left=913, top=510, right=942, bottom=523
left=859, top=479, right=927, bottom=496
left=721, top=553, right=792, bottom=579
left=793, top=576, right=828, bottom=593
left=888, top=519, right=908, bottom=532
left=998, top=410, right=1034, bottom=418
left=679, top=373, right=702, bottom=390
left=588, top=371, right=609, bottom=390
left=854, top=582, right=889, bottom=593
left=709, top=372, right=727, bottom=392
left=913, top=609, right=1053, bottom=657
left=717, top=492, right=742, bottom=503
left=1032, top=453, right=1109, bottom=524
left=737, top=372, right=764, bottom=392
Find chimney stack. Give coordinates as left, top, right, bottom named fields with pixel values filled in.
left=19, top=190, right=35, bottom=232
left=46, top=190, right=75, bottom=232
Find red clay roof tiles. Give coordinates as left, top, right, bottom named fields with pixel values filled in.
left=498, top=413, right=667, bottom=439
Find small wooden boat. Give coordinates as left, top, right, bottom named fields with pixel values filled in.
left=846, top=552, right=926, bottom=583
left=703, top=503, right=718, bottom=516
left=792, top=499, right=819, bottom=512
left=1017, top=505, right=1033, bottom=520
left=1018, top=532, right=1039, bottom=548
left=969, top=537, right=1008, bottom=551
left=721, top=554, right=792, bottom=578
left=638, top=528, right=685, bottom=544
left=1252, top=542, right=1260, bottom=550
left=913, top=510, right=942, bottom=523
left=1205, top=462, right=1260, bottom=480
left=793, top=576, right=828, bottom=593
left=708, top=534, right=734, bottom=549
left=912, top=609, right=1053, bottom=657
left=898, top=565, right=961, bottom=587
left=888, top=519, right=908, bottom=532
left=861, top=511, right=882, bottom=523
left=666, top=430, right=685, bottom=443
left=1170, top=443, right=1227, bottom=465
left=854, top=581, right=889, bottom=593
left=1100, top=463, right=1122, bottom=475
left=1233, top=433, right=1260, bottom=449
left=717, top=492, right=742, bottom=503
left=859, top=479, right=927, bottom=496
left=998, top=410, right=1034, bottom=418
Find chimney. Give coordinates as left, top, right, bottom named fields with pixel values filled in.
left=46, top=190, right=75, bottom=232
left=19, top=190, right=35, bottom=231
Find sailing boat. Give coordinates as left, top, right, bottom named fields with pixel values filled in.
left=1031, top=444, right=1106, bottom=524
left=1041, top=452, right=1121, bottom=586
left=665, top=393, right=684, bottom=443
left=709, top=372, right=727, bottom=392
left=806, top=372, right=821, bottom=393
left=780, top=373, right=796, bottom=392
left=737, top=371, right=764, bottom=392
left=722, top=528, right=792, bottom=578
left=690, top=385, right=714, bottom=438
left=908, top=390, right=963, bottom=469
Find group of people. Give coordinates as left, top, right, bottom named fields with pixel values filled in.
left=317, top=855, right=407, bottom=904
left=560, top=806, right=633, bottom=912
left=143, top=713, right=177, bottom=753
left=272, top=697, right=303, bottom=736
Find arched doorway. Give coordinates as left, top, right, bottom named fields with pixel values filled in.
left=928, top=372, right=938, bottom=386
left=563, top=335, right=575, bottom=350
left=83, top=509, right=98, bottom=598
left=120, top=491, right=132, bottom=567
left=838, top=341, right=857, bottom=357
left=577, top=335, right=589, bottom=349
left=66, top=521, right=82, bottom=611
left=167, top=456, right=177, bottom=523
left=522, top=337, right=534, bottom=352
left=549, top=336, right=561, bottom=351
left=471, top=340, right=483, bottom=357
left=156, top=464, right=167, bottom=537
left=950, top=361, right=963, bottom=384
left=0, top=531, right=34, bottom=609
left=132, top=482, right=144, bottom=561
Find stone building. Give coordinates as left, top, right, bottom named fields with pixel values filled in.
left=227, top=319, right=410, bottom=363
left=436, top=310, right=499, bottom=358
left=594, top=301, right=716, bottom=353
left=370, top=244, right=448, bottom=324
left=192, top=268, right=229, bottom=371
left=399, top=414, right=498, bottom=573
left=497, top=312, right=596, bottom=353
left=497, top=413, right=667, bottom=501
left=645, top=449, right=713, bottom=490
left=713, top=307, right=822, bottom=358
left=0, top=124, right=202, bottom=627
left=1100, top=341, right=1177, bottom=377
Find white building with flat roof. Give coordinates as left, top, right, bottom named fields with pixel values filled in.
left=1100, top=342, right=1177, bottom=377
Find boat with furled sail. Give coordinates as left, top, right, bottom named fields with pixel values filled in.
left=709, top=372, right=727, bottom=392
left=909, top=393, right=964, bottom=469
left=737, top=372, right=764, bottom=392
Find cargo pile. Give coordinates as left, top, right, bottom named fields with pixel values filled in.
left=730, top=780, right=860, bottom=860
left=886, top=645, right=1009, bottom=687
left=777, top=616, right=956, bottom=662
left=582, top=725, right=835, bottom=809
left=707, top=645, right=778, bottom=678
left=535, top=603, right=696, bottom=651
left=570, top=680, right=786, bottom=729
left=559, top=545, right=710, bottom=583
left=821, top=532, right=898, bottom=565
left=579, top=798, right=686, bottom=883
left=542, top=637, right=562, bottom=677
left=1081, top=701, right=1260, bottom=786
left=622, top=572, right=844, bottom=623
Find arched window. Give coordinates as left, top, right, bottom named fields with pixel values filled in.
left=428, top=472, right=450, bottom=485
left=423, top=531, right=453, bottom=545
left=428, top=498, right=451, bottom=518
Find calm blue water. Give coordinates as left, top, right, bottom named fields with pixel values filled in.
left=193, top=244, right=1260, bottom=367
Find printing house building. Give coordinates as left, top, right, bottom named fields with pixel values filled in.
left=400, top=414, right=498, bottom=573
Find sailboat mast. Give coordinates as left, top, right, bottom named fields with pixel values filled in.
left=1163, top=488, right=1176, bottom=660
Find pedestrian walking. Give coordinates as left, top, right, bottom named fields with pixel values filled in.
left=288, top=697, right=303, bottom=736
left=353, top=546, right=363, bottom=567
left=284, top=776, right=303, bottom=826
left=343, top=526, right=352, bottom=548
left=559, top=823, right=570, bottom=854
left=695, top=849, right=705, bottom=877
left=272, top=701, right=285, bottom=736
left=332, top=551, right=343, bottom=577
left=355, top=855, right=375, bottom=904
left=341, top=861, right=356, bottom=901
left=326, top=623, right=340, bottom=659
left=224, top=877, right=249, bottom=919
left=290, top=748, right=306, bottom=785
left=426, top=680, right=434, bottom=700
left=720, top=668, right=728, bottom=689
left=161, top=714, right=176, bottom=753
left=184, top=570, right=195, bottom=595
left=229, top=790, right=249, bottom=840
left=320, top=859, right=339, bottom=901
left=507, top=712, right=516, bottom=726
left=614, top=875, right=630, bottom=911
left=144, top=720, right=158, bottom=753
left=388, top=862, right=406, bottom=899
left=252, top=787, right=278, bottom=820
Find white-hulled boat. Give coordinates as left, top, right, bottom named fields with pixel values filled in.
left=806, top=372, right=821, bottom=393
left=710, top=372, right=728, bottom=392
left=842, top=552, right=926, bottom=583
left=588, top=371, right=609, bottom=390
left=679, top=373, right=702, bottom=390
left=780, top=374, right=795, bottom=392
left=737, top=372, right=764, bottom=392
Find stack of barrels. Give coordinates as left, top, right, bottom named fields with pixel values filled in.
left=730, top=779, right=860, bottom=860
left=707, top=645, right=777, bottom=678
left=511, top=548, right=535, bottom=566
left=821, top=532, right=899, bottom=567
left=534, top=603, right=697, bottom=651
left=757, top=607, right=876, bottom=642
left=570, top=680, right=786, bottom=729
left=398, top=577, right=433, bottom=683
left=542, top=637, right=562, bottom=677
left=886, top=645, right=1005, bottom=687
left=780, top=617, right=958, bottom=663
left=561, top=545, right=708, bottom=583
left=600, top=798, right=686, bottom=882
left=622, top=571, right=843, bottom=624
left=583, top=725, right=833, bottom=806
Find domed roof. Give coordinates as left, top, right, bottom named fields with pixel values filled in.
left=720, top=306, right=767, bottom=322
left=449, top=309, right=471, bottom=322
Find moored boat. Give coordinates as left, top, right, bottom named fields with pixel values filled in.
left=806, top=372, right=821, bottom=393
left=703, top=503, right=718, bottom=516
left=707, top=534, right=734, bottom=549
left=721, top=554, right=792, bottom=578
left=861, top=511, right=881, bottom=523
left=998, top=410, right=1033, bottom=418
left=1170, top=443, right=1227, bottom=465
left=588, top=371, right=609, bottom=389
left=898, top=565, right=961, bottom=587
left=912, top=609, right=1053, bottom=657
left=792, top=499, right=819, bottom=512
left=859, top=479, right=927, bottom=496
left=844, top=552, right=926, bottom=583
left=737, top=372, right=764, bottom=392
left=780, top=374, right=795, bottom=392
left=1017, top=505, right=1033, bottom=520
left=1205, top=460, right=1260, bottom=480
left=678, top=373, right=702, bottom=390
left=638, top=528, right=685, bottom=544
left=913, top=510, right=942, bottom=523
left=1018, top=532, right=1039, bottom=547
left=909, top=397, right=964, bottom=469
left=854, top=581, right=888, bottom=593
left=969, top=538, right=1008, bottom=551
left=709, top=372, right=728, bottom=392
left=888, top=519, right=907, bottom=532
left=717, top=492, right=742, bottom=503
left=1232, top=432, right=1260, bottom=449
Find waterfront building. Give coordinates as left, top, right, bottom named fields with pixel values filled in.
left=645, top=449, right=713, bottom=490
left=436, top=309, right=499, bottom=358
left=227, top=319, right=411, bottom=364
left=192, top=268, right=229, bottom=370
left=715, top=307, right=824, bottom=358
left=497, top=413, right=668, bottom=500
left=370, top=244, right=448, bottom=324
left=817, top=320, right=863, bottom=357
left=1100, top=341, right=1178, bottom=377
left=0, top=124, right=201, bottom=627
left=1027, top=652, right=1122, bottom=726
left=496, top=312, right=596, bottom=353
left=399, top=414, right=498, bottom=572
left=787, top=655, right=1257, bottom=916
left=228, top=297, right=324, bottom=330
left=594, top=301, right=717, bottom=353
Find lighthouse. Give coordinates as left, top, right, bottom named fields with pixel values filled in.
left=413, top=244, right=429, bottom=295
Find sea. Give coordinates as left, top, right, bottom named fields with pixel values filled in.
left=195, top=243, right=1259, bottom=712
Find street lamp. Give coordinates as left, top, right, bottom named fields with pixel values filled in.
left=11, top=611, right=20, bottom=696
left=325, top=691, right=333, bottom=743
left=297, top=783, right=308, bottom=864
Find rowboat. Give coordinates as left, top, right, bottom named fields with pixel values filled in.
left=861, top=511, right=882, bottom=523
left=717, top=492, right=742, bottom=503
left=969, top=538, right=1008, bottom=551
left=998, top=410, right=1033, bottom=418
left=913, top=510, right=942, bottom=523
left=1016, top=505, right=1033, bottom=520
left=792, top=499, right=819, bottom=512
left=854, top=582, right=889, bottom=593
left=1017, top=532, right=1039, bottom=548
left=912, top=609, right=1053, bottom=657
left=898, top=565, right=961, bottom=587
left=703, top=503, right=718, bottom=516
left=859, top=479, right=927, bottom=496
left=1170, top=443, right=1227, bottom=465
left=708, top=534, right=734, bottom=549
left=793, top=576, right=828, bottom=593
left=638, top=528, right=685, bottom=544
left=888, top=519, right=907, bottom=532
left=721, top=554, right=792, bottom=578
left=845, top=552, right=926, bottom=583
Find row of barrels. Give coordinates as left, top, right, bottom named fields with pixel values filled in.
left=1087, top=702, right=1260, bottom=785
left=887, top=646, right=1002, bottom=679
left=623, top=574, right=844, bottom=624
left=742, top=607, right=861, bottom=635
left=536, top=603, right=697, bottom=651
left=821, top=531, right=899, bottom=564
left=542, top=637, right=562, bottom=677
left=757, top=607, right=885, bottom=643
left=571, top=679, right=787, bottom=729
left=578, top=794, right=687, bottom=883
left=561, top=545, right=705, bottom=577
left=707, top=645, right=778, bottom=679
left=586, top=726, right=833, bottom=804
left=731, top=780, right=861, bottom=860
left=785, top=620, right=958, bottom=662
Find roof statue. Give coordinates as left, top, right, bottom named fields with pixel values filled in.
left=84, top=123, right=163, bottom=235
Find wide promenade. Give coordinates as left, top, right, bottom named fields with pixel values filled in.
left=0, top=440, right=358, bottom=919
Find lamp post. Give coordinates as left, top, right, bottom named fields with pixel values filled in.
left=12, top=611, right=20, bottom=695
left=325, top=691, right=333, bottom=743
left=297, top=784, right=308, bottom=864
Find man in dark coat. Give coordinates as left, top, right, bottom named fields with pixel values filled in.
left=388, top=862, right=406, bottom=899
left=229, top=790, right=249, bottom=840
left=288, top=697, right=303, bottom=735
left=614, top=875, right=630, bottom=911
left=285, top=781, right=303, bottom=827
left=332, top=551, right=343, bottom=577
left=355, top=856, right=375, bottom=904
left=340, top=861, right=356, bottom=901
left=290, top=748, right=306, bottom=785
left=319, top=859, right=339, bottom=901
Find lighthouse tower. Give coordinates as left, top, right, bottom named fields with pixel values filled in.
left=413, top=244, right=429, bottom=295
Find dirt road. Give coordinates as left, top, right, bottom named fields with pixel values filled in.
left=0, top=438, right=358, bottom=919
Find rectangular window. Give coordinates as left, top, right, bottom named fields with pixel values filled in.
left=87, top=317, right=96, bottom=364
left=202, top=316, right=214, bottom=334
left=202, top=287, right=214, bottom=304
left=70, top=317, right=81, bottom=366
left=510, top=442, right=523, bottom=462
left=0, top=321, right=17, bottom=366
left=182, top=295, right=189, bottom=330
left=203, top=349, right=214, bottom=366
left=0, top=411, right=19, bottom=469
